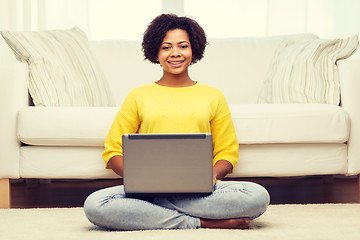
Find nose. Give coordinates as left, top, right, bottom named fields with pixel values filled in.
left=170, top=47, right=181, bottom=57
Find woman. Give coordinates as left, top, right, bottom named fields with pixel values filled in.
left=84, top=14, right=270, bottom=230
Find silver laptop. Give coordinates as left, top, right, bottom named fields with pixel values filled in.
left=122, top=133, right=213, bottom=196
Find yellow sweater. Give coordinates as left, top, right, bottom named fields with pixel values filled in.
left=103, top=82, right=239, bottom=169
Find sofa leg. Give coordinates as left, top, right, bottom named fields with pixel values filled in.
left=0, top=178, right=10, bottom=209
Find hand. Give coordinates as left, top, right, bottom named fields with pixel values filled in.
left=212, top=160, right=233, bottom=187
left=213, top=170, right=218, bottom=187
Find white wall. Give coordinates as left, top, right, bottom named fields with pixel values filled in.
left=0, top=0, right=359, bottom=40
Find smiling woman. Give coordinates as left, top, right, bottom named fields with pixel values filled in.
left=82, top=13, right=270, bottom=231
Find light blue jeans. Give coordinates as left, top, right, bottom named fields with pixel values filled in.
left=84, top=181, right=270, bottom=230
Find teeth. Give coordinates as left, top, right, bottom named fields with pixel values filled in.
left=170, top=61, right=183, bottom=64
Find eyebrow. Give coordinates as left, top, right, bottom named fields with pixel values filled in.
left=162, top=41, right=190, bottom=45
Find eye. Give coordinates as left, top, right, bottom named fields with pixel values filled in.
left=180, top=45, right=189, bottom=49
left=162, top=46, right=171, bottom=50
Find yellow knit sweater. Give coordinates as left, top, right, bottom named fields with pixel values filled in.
left=103, top=82, right=239, bottom=169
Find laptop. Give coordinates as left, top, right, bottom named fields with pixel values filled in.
left=122, top=133, right=214, bottom=196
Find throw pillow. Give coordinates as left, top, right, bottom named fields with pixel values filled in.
left=1, top=27, right=116, bottom=106
left=258, top=35, right=359, bottom=105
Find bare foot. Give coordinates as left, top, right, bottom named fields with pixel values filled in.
left=200, top=218, right=251, bottom=229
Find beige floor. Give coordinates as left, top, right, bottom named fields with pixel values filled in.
left=1, top=204, right=360, bottom=240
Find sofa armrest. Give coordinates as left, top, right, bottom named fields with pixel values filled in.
left=338, top=59, right=360, bottom=175
left=0, top=62, right=28, bottom=178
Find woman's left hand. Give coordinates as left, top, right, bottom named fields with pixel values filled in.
left=213, top=170, right=218, bottom=186
left=212, top=160, right=233, bottom=187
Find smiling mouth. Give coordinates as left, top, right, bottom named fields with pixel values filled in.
left=168, top=60, right=185, bottom=65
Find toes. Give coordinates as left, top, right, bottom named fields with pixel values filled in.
left=237, top=218, right=251, bottom=229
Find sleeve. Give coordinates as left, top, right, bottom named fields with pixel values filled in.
left=102, top=90, right=140, bottom=168
left=210, top=93, right=239, bottom=172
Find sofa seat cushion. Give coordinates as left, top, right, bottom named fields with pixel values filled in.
left=18, top=104, right=349, bottom=147
left=18, top=107, right=119, bottom=146
left=230, top=104, right=349, bottom=144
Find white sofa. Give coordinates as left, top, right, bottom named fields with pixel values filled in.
left=1, top=33, right=360, bottom=208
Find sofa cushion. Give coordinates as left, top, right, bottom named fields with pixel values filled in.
left=1, top=27, right=116, bottom=107
left=18, top=104, right=349, bottom=147
left=18, top=107, right=118, bottom=146
left=230, top=104, right=349, bottom=144
left=258, top=35, right=359, bottom=105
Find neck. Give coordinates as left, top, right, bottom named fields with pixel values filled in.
left=157, top=71, right=195, bottom=87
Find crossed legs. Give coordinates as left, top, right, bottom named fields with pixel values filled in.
left=84, top=181, right=270, bottom=230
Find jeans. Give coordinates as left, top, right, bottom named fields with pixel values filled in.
left=84, top=181, right=270, bottom=230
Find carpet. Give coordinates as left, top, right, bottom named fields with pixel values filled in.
left=1, top=204, right=360, bottom=240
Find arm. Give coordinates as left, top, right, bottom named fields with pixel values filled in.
left=213, top=159, right=233, bottom=186
left=102, top=90, right=140, bottom=172
left=211, top=93, right=239, bottom=178
left=108, top=155, right=124, bottom=177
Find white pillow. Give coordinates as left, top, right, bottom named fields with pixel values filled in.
left=1, top=27, right=116, bottom=106
left=258, top=35, right=359, bottom=105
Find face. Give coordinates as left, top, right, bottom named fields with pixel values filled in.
left=157, top=29, right=193, bottom=76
